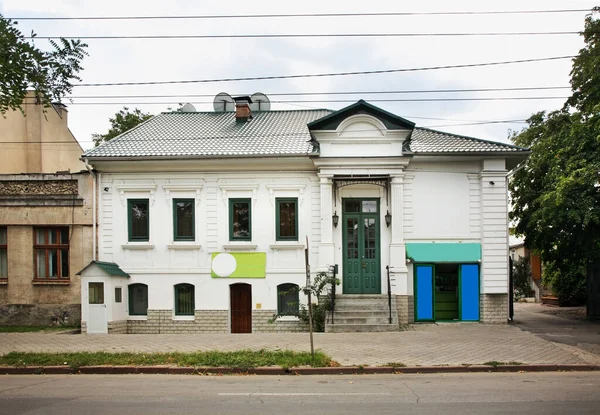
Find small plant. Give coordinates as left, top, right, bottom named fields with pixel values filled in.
left=297, top=271, right=340, bottom=332
left=386, top=362, right=407, bottom=368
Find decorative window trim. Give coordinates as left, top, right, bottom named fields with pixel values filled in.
left=222, top=243, right=257, bottom=251
left=162, top=183, right=203, bottom=206
left=336, top=114, right=387, bottom=137
left=265, top=184, right=305, bottom=206
left=219, top=184, right=259, bottom=205
left=167, top=243, right=201, bottom=250
left=116, top=183, right=157, bottom=206
left=122, top=243, right=155, bottom=250
left=269, top=243, right=304, bottom=251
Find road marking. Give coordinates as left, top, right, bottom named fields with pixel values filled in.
left=218, top=393, right=392, bottom=397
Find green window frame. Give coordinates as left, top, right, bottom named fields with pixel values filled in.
left=128, top=199, right=149, bottom=242
left=277, top=283, right=299, bottom=316
left=128, top=283, right=148, bottom=316
left=174, top=283, right=195, bottom=316
left=173, top=199, right=195, bottom=241
left=229, top=198, right=252, bottom=241
left=276, top=198, right=298, bottom=241
left=0, top=227, right=7, bottom=279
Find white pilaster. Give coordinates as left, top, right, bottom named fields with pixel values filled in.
left=318, top=175, right=335, bottom=270
left=389, top=174, right=408, bottom=294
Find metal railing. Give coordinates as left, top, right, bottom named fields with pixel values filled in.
left=386, top=265, right=392, bottom=324
left=329, top=264, right=338, bottom=325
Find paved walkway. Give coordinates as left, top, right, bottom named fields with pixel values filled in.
left=1, top=312, right=594, bottom=366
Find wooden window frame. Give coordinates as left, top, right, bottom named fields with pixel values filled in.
left=173, top=198, right=195, bottom=241
left=275, top=198, right=298, bottom=241
left=128, top=283, right=148, bottom=316
left=0, top=227, right=7, bottom=279
left=229, top=198, right=252, bottom=241
left=277, top=283, right=300, bottom=316
left=33, top=227, right=69, bottom=281
left=174, top=283, right=195, bottom=316
left=127, top=199, right=150, bottom=242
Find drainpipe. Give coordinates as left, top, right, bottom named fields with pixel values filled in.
left=83, top=158, right=96, bottom=261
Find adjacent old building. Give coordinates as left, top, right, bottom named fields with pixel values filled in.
left=79, top=96, right=529, bottom=334
left=0, top=92, right=94, bottom=326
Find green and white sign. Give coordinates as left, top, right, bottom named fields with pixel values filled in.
left=211, top=252, right=267, bottom=278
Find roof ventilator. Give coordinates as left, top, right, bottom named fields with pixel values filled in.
left=233, top=96, right=253, bottom=123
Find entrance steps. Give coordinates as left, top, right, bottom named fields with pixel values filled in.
left=325, top=295, right=399, bottom=333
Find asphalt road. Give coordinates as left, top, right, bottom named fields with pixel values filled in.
left=0, top=372, right=598, bottom=415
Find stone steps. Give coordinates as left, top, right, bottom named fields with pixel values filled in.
left=325, top=294, right=399, bottom=333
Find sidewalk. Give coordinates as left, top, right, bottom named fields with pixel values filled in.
left=1, top=320, right=595, bottom=367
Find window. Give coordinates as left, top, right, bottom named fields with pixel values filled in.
left=34, top=228, right=69, bottom=279
left=277, top=283, right=299, bottom=316
left=276, top=198, right=298, bottom=241
left=229, top=198, right=251, bottom=240
left=128, top=199, right=149, bottom=241
left=115, top=287, right=122, bottom=303
left=128, top=284, right=148, bottom=316
left=173, top=199, right=195, bottom=241
left=0, top=227, right=7, bottom=278
left=89, top=282, right=104, bottom=304
left=174, top=283, right=195, bottom=316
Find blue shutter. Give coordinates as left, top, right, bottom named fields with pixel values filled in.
left=460, top=264, right=480, bottom=321
left=415, top=265, right=434, bottom=321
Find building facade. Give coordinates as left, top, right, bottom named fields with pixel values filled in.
left=79, top=98, right=528, bottom=333
left=0, top=94, right=93, bottom=326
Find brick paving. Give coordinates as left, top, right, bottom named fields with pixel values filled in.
left=0, top=322, right=586, bottom=366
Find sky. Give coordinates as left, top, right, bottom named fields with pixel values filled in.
left=1, top=0, right=596, bottom=151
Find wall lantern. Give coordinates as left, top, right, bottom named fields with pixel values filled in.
left=385, top=210, right=392, bottom=227
left=332, top=211, right=339, bottom=228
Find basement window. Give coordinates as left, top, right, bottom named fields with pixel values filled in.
left=0, top=227, right=6, bottom=278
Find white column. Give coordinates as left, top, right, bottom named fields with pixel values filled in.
left=389, top=174, right=408, bottom=294
left=318, top=175, right=335, bottom=270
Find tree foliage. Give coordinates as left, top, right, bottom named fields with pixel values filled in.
left=0, top=14, right=88, bottom=114
left=92, top=107, right=153, bottom=147
left=509, top=8, right=600, bottom=304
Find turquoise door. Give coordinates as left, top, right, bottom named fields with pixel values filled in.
left=342, top=199, right=380, bottom=294
left=415, top=264, right=434, bottom=321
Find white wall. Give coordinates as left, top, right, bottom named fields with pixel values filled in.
left=99, top=172, right=318, bottom=312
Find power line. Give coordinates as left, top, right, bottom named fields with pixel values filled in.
left=76, top=55, right=576, bottom=87
left=25, top=31, right=586, bottom=40
left=44, top=97, right=569, bottom=105
left=66, top=86, right=570, bottom=99
left=7, top=9, right=591, bottom=20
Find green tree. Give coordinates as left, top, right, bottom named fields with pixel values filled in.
left=0, top=14, right=88, bottom=114
left=509, top=9, right=600, bottom=305
left=92, top=107, right=153, bottom=147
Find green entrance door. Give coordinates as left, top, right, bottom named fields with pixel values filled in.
left=342, top=199, right=380, bottom=294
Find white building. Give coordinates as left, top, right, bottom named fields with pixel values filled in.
left=78, top=97, right=529, bottom=334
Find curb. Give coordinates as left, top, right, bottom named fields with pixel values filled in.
left=0, top=364, right=598, bottom=375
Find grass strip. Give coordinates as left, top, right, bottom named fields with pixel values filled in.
left=0, top=326, right=78, bottom=333
left=0, top=349, right=332, bottom=370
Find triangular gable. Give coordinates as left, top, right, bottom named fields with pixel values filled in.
left=307, top=100, right=415, bottom=131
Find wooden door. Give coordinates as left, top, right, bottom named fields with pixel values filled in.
left=230, top=283, right=252, bottom=333
left=342, top=199, right=380, bottom=294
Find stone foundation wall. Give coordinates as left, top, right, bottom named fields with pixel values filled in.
left=108, top=320, right=127, bottom=334
left=396, top=295, right=414, bottom=325
left=124, top=309, right=308, bottom=334
left=0, top=303, right=80, bottom=327
left=480, top=294, right=508, bottom=324
left=252, top=310, right=308, bottom=333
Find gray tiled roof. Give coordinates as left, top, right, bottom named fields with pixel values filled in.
left=83, top=108, right=527, bottom=159
left=408, top=127, right=525, bottom=153
left=84, top=110, right=332, bottom=158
